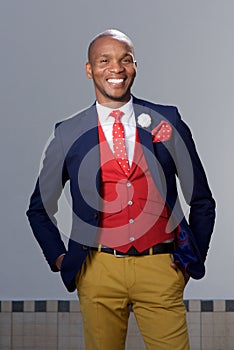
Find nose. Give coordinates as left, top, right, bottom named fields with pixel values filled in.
left=109, top=60, right=124, bottom=73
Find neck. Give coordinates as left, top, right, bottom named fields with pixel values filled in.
left=96, top=95, right=131, bottom=109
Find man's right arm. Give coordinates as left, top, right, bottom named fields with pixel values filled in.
left=26, top=126, right=68, bottom=271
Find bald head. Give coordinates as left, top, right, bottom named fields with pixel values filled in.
left=88, top=29, right=135, bottom=62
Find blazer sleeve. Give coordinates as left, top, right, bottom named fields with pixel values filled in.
left=173, top=108, right=216, bottom=262
left=26, top=125, right=69, bottom=271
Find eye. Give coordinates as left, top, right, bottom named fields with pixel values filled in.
left=100, top=59, right=109, bottom=64
left=122, top=57, right=134, bottom=65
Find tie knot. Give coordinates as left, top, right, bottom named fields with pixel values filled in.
left=109, top=109, right=124, bottom=122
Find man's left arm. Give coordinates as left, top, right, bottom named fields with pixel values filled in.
left=173, top=108, right=216, bottom=262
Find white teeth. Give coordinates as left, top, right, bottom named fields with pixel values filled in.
left=108, top=79, right=124, bottom=84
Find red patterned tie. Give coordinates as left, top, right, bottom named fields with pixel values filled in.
left=110, top=110, right=130, bottom=175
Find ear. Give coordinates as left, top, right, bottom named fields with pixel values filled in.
left=86, top=62, right=93, bottom=79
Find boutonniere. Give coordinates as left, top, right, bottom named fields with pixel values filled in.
left=151, top=120, right=172, bottom=142
left=137, top=113, right=151, bottom=128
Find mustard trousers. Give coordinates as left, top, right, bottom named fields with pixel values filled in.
left=76, top=251, right=189, bottom=350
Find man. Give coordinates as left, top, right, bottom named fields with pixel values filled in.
left=27, top=29, right=215, bottom=349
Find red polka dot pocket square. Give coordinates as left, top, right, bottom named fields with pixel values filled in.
left=151, top=121, right=172, bottom=142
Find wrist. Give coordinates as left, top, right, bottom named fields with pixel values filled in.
left=55, top=254, right=65, bottom=271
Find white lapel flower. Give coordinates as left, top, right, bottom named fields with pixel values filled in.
left=137, top=113, right=151, bottom=128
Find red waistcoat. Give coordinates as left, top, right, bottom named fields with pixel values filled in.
left=97, top=124, right=175, bottom=252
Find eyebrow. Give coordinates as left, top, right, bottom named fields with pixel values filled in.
left=96, top=53, right=134, bottom=59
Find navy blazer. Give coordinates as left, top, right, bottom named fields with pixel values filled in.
left=27, top=96, right=215, bottom=292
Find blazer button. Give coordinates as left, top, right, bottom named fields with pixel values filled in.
left=94, top=212, right=99, bottom=219
left=82, top=245, right=88, bottom=250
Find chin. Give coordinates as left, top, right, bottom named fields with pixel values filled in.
left=107, top=92, right=130, bottom=102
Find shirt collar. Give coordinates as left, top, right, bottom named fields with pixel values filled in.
left=96, top=96, right=134, bottom=124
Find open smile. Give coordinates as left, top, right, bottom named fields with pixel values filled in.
left=107, top=78, right=125, bottom=86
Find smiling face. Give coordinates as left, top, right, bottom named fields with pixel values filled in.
left=86, top=36, right=137, bottom=107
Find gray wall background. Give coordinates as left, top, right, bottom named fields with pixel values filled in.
left=0, top=0, right=233, bottom=300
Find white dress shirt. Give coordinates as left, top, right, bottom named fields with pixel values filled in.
left=96, top=97, right=136, bottom=166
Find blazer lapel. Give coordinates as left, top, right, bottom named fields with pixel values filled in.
left=133, top=100, right=165, bottom=199
left=68, top=105, right=101, bottom=209
left=70, top=100, right=166, bottom=206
